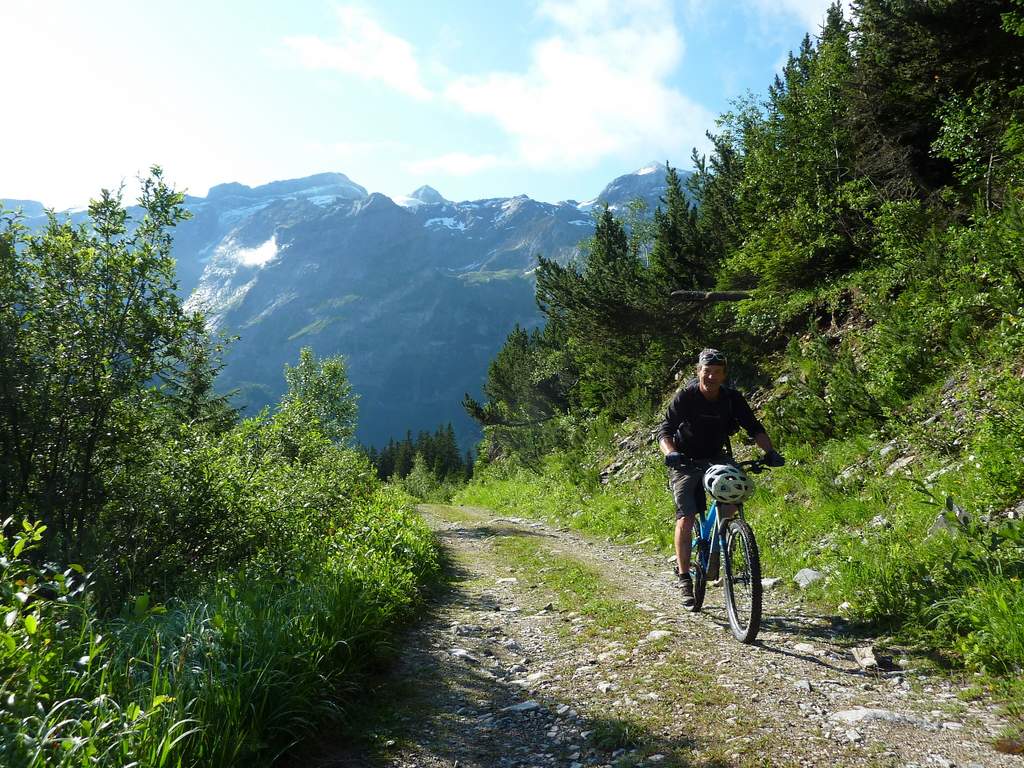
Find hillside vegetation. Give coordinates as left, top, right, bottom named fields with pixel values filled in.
left=459, top=0, right=1024, bottom=729
left=0, top=174, right=439, bottom=766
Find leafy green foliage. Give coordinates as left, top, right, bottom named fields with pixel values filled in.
left=0, top=169, right=193, bottom=562
left=0, top=175, right=442, bottom=765
left=282, top=346, right=358, bottom=445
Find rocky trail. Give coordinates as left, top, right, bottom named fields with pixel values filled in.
left=303, top=504, right=1017, bottom=768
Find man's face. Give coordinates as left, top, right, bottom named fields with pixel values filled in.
left=698, top=363, right=727, bottom=393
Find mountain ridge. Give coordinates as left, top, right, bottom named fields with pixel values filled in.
left=3, top=163, right=682, bottom=449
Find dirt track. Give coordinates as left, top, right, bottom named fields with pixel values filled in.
left=308, top=504, right=1014, bottom=768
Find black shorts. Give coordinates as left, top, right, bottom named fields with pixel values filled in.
left=668, top=455, right=731, bottom=520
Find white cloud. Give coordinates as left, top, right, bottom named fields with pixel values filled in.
left=284, top=6, right=431, bottom=100
left=407, top=152, right=506, bottom=177
left=441, top=0, right=713, bottom=173
left=746, top=0, right=855, bottom=33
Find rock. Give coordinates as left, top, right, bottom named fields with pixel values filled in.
left=838, top=601, right=852, bottom=613
left=929, top=756, right=955, bottom=768
left=526, top=671, right=548, bottom=682
left=929, top=512, right=960, bottom=536
left=597, top=681, right=617, bottom=693
left=794, top=569, right=824, bottom=588
left=761, top=577, right=782, bottom=590
left=879, top=442, right=897, bottom=458
left=497, top=577, right=519, bottom=584
left=452, top=623, right=484, bottom=636
left=852, top=646, right=878, bottom=670
left=449, top=648, right=480, bottom=664
left=941, top=721, right=964, bottom=730
left=643, top=630, right=672, bottom=642
left=646, top=756, right=666, bottom=763
left=830, top=707, right=931, bottom=728
left=794, top=679, right=813, bottom=692
left=502, top=700, right=541, bottom=713
left=868, top=514, right=891, bottom=529
left=846, top=729, right=862, bottom=742
left=794, top=642, right=817, bottom=654
left=885, top=454, right=917, bottom=476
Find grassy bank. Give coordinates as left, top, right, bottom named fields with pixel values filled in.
left=455, top=365, right=1024, bottom=735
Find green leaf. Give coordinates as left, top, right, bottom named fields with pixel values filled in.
left=133, top=593, right=150, bottom=617
left=23, top=614, right=37, bottom=635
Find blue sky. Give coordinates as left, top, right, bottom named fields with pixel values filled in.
left=2, top=1, right=847, bottom=210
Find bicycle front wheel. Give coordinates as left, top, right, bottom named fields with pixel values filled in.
left=722, top=519, right=762, bottom=643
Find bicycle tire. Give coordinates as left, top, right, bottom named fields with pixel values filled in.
left=722, top=519, right=762, bottom=643
left=688, top=534, right=708, bottom=612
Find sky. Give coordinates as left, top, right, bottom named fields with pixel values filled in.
left=1, top=0, right=849, bottom=210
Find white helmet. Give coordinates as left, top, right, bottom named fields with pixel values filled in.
left=703, top=464, right=754, bottom=504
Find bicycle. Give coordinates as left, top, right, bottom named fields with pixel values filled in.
left=686, top=458, right=769, bottom=644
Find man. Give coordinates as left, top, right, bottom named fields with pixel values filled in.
left=658, top=348, right=784, bottom=606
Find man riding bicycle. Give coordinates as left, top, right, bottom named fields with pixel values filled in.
left=658, top=348, right=784, bottom=606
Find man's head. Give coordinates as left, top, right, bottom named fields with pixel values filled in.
left=697, top=348, right=727, bottom=367
left=696, top=348, right=727, bottom=396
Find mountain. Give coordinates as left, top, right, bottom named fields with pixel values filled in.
left=2, top=163, right=679, bottom=449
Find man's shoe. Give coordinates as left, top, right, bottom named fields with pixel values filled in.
left=679, top=574, right=695, bottom=607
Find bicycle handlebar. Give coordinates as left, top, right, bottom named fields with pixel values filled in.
left=677, top=457, right=772, bottom=474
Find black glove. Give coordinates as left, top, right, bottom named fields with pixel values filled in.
left=664, top=451, right=684, bottom=468
left=765, top=450, right=785, bottom=467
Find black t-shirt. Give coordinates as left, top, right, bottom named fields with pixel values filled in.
left=657, top=380, right=765, bottom=459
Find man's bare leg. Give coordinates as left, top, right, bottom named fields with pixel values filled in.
left=675, top=516, right=694, bottom=575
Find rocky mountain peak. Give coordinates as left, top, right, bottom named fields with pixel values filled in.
left=409, top=185, right=447, bottom=205
left=206, top=173, right=368, bottom=202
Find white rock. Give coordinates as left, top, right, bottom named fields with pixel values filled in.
left=497, top=577, right=518, bottom=584
left=597, top=681, right=617, bottom=693
left=853, top=646, right=878, bottom=670
left=794, top=642, right=817, bottom=654
left=762, top=577, right=782, bottom=589
left=644, top=630, right=672, bottom=642
left=794, top=568, right=825, bottom=588
left=941, top=721, right=964, bottom=730
left=526, top=671, right=548, bottom=682
left=830, top=707, right=930, bottom=727
left=845, top=729, right=863, bottom=742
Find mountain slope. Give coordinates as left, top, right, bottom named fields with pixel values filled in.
left=3, top=163, right=678, bottom=448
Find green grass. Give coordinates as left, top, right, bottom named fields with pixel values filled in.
left=0, top=487, right=441, bottom=768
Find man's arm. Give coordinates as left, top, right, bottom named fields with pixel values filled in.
left=753, top=432, right=774, bottom=453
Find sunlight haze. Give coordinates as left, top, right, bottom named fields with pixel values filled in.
left=2, top=0, right=845, bottom=209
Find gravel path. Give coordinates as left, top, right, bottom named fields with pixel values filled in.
left=306, top=504, right=1016, bottom=768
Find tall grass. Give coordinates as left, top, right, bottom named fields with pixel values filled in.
left=0, top=486, right=439, bottom=767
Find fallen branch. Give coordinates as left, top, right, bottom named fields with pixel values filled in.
left=670, top=290, right=753, bottom=302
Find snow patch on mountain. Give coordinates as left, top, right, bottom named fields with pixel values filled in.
left=425, top=217, right=467, bottom=231
left=233, top=235, right=280, bottom=267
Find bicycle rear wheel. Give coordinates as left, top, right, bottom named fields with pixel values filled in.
left=722, top=519, right=762, bottom=643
